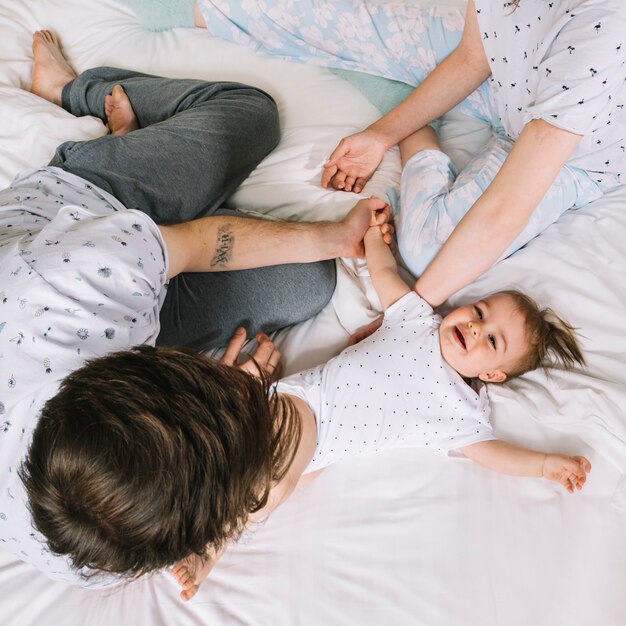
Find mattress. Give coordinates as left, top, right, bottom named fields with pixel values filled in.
left=1, top=1, right=625, bottom=625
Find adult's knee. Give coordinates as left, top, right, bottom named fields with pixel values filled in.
left=156, top=260, right=336, bottom=351
left=283, top=260, right=337, bottom=323
left=241, top=87, right=280, bottom=156
left=396, top=222, right=437, bottom=278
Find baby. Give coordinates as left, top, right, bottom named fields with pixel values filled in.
left=173, top=198, right=590, bottom=600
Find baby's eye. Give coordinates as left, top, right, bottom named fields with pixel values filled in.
left=474, top=305, right=484, bottom=320
left=489, top=335, right=497, bottom=349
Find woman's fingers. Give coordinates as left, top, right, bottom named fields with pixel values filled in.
left=322, top=138, right=351, bottom=187
left=354, top=177, right=368, bottom=193
left=321, top=162, right=338, bottom=188
left=331, top=169, right=348, bottom=190
left=344, top=175, right=356, bottom=192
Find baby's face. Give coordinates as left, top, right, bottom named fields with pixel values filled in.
left=439, top=293, right=529, bottom=382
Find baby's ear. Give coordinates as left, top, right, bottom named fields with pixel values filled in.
left=478, top=370, right=507, bottom=383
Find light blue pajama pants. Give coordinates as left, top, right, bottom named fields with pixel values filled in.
left=197, top=0, right=603, bottom=276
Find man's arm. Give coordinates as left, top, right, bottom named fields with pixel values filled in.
left=461, top=440, right=591, bottom=493
left=159, top=198, right=382, bottom=280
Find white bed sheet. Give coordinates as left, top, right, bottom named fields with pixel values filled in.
left=1, top=1, right=625, bottom=625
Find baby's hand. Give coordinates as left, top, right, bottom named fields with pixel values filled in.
left=542, top=454, right=591, bottom=493
left=365, top=205, right=394, bottom=247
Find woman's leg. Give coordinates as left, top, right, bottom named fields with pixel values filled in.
left=396, top=134, right=602, bottom=277
left=196, top=0, right=463, bottom=85
left=50, top=66, right=280, bottom=223
left=195, top=0, right=498, bottom=125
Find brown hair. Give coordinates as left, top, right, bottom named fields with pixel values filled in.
left=19, top=346, right=301, bottom=578
left=498, top=290, right=585, bottom=378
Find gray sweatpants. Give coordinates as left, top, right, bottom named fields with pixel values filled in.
left=50, top=67, right=336, bottom=349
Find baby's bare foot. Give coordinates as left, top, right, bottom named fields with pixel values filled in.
left=31, top=30, right=76, bottom=106
left=171, top=552, right=217, bottom=602
left=104, top=85, right=139, bottom=136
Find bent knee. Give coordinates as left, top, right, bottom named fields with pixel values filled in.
left=245, top=88, right=280, bottom=153
left=396, top=227, right=438, bottom=278
left=287, top=260, right=337, bottom=322
left=263, top=260, right=337, bottom=331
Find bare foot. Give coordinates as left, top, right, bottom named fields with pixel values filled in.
left=31, top=30, right=76, bottom=106
left=104, top=85, right=139, bottom=136
left=170, top=551, right=217, bottom=602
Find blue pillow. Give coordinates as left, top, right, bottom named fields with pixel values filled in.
left=121, top=0, right=195, bottom=31
left=331, top=69, right=414, bottom=114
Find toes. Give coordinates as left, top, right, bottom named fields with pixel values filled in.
left=170, top=565, right=194, bottom=587
left=180, top=584, right=199, bottom=602
left=32, top=29, right=57, bottom=45
left=111, top=84, right=126, bottom=103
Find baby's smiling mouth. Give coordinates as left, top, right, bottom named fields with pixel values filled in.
left=454, top=326, right=466, bottom=349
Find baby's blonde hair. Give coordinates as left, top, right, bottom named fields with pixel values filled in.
left=499, top=290, right=585, bottom=378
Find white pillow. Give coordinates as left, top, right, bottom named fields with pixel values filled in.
left=0, top=87, right=106, bottom=187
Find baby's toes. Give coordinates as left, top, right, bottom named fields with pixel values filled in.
left=181, top=583, right=200, bottom=602
left=170, top=565, right=188, bottom=581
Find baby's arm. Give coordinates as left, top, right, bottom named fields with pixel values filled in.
left=364, top=216, right=411, bottom=311
left=461, top=440, right=591, bottom=493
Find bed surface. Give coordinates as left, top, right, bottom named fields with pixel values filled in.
left=1, top=1, right=625, bottom=625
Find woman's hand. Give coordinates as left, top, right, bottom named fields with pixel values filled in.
left=321, top=129, right=389, bottom=192
left=220, top=327, right=282, bottom=381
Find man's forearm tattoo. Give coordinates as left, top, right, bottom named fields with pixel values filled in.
left=211, top=225, right=234, bottom=267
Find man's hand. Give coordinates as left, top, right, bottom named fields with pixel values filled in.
left=322, top=129, right=388, bottom=192
left=220, top=327, right=282, bottom=381
left=542, top=454, right=591, bottom=493
left=341, top=196, right=393, bottom=258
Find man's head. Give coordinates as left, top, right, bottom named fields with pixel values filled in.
left=439, top=290, right=585, bottom=382
left=20, top=346, right=300, bottom=578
